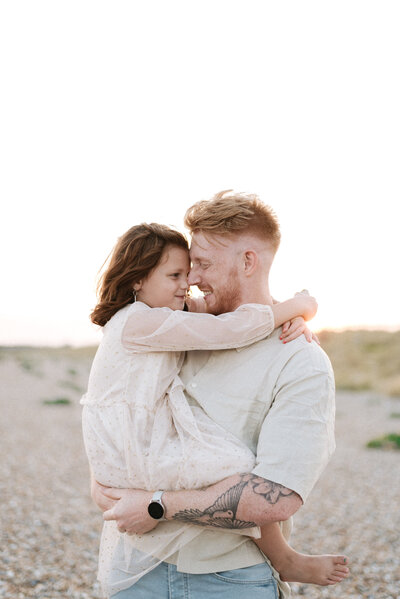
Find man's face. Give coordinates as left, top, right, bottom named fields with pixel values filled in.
left=188, top=232, right=242, bottom=315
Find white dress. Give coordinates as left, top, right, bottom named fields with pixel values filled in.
left=81, top=301, right=274, bottom=597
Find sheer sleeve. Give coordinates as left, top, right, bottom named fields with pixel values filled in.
left=122, top=304, right=275, bottom=353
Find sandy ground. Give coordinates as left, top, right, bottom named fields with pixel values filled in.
left=0, top=349, right=399, bottom=598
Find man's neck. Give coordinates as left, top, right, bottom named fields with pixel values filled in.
left=234, top=287, right=273, bottom=308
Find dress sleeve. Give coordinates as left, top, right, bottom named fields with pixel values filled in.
left=122, top=304, right=275, bottom=353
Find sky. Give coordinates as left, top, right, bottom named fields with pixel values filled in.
left=1, top=1, right=399, bottom=346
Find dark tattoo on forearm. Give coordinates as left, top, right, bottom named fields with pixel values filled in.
left=173, top=478, right=255, bottom=528
left=172, top=473, right=295, bottom=529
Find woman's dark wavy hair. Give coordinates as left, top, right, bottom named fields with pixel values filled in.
left=91, top=223, right=189, bottom=327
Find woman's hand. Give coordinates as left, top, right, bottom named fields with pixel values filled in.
left=185, top=295, right=207, bottom=313
left=280, top=316, right=320, bottom=344
left=102, top=488, right=160, bottom=535
left=294, top=290, right=318, bottom=321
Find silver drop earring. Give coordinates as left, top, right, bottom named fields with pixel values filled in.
left=132, top=290, right=137, bottom=302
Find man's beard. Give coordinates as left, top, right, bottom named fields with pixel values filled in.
left=206, top=268, right=242, bottom=315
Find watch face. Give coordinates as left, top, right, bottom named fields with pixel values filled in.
left=148, top=501, right=164, bottom=519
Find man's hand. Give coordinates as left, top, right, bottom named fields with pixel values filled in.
left=91, top=477, right=118, bottom=512
left=103, top=488, right=160, bottom=535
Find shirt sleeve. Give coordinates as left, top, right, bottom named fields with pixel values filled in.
left=122, top=304, right=275, bottom=353
left=252, top=344, right=336, bottom=503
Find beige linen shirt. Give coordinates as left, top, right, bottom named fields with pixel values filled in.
left=165, top=328, right=335, bottom=597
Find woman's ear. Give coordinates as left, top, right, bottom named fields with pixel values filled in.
left=243, top=250, right=258, bottom=276
left=133, top=281, right=142, bottom=292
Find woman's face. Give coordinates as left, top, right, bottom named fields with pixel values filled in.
left=135, top=245, right=190, bottom=311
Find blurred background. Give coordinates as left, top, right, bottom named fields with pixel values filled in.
left=1, top=0, right=399, bottom=347
left=1, top=2, right=399, bottom=598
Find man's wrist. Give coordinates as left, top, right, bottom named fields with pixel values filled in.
left=162, top=489, right=199, bottom=522
left=162, top=490, right=176, bottom=521
left=147, top=490, right=166, bottom=520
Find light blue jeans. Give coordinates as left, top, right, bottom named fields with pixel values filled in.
left=110, top=561, right=279, bottom=598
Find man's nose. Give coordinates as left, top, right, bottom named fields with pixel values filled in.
left=188, top=268, right=200, bottom=286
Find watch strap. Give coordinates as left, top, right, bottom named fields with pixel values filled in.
left=151, top=490, right=164, bottom=503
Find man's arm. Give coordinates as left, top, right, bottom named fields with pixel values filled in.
left=100, top=473, right=302, bottom=534
left=164, top=472, right=302, bottom=527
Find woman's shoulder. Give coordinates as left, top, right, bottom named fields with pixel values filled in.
left=104, top=302, right=141, bottom=331
left=104, top=302, right=153, bottom=340
left=106, top=301, right=150, bottom=318
left=130, top=301, right=150, bottom=312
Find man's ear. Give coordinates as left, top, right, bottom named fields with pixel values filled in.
left=243, top=250, right=258, bottom=276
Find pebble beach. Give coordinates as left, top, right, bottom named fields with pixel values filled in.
left=0, top=348, right=399, bottom=598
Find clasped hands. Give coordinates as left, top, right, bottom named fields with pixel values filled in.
left=91, top=479, right=159, bottom=535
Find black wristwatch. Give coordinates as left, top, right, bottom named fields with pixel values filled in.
left=148, top=491, right=165, bottom=520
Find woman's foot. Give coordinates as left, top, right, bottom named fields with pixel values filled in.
left=278, top=553, right=350, bottom=586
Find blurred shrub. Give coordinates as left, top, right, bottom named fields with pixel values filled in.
left=367, top=433, right=400, bottom=450
left=318, top=329, right=400, bottom=397
left=43, top=397, right=71, bottom=405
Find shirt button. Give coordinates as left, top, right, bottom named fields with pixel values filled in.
left=191, top=382, right=197, bottom=388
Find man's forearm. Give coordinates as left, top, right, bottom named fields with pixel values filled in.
left=163, top=473, right=302, bottom=529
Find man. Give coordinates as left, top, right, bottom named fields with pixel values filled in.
left=93, top=190, right=336, bottom=598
